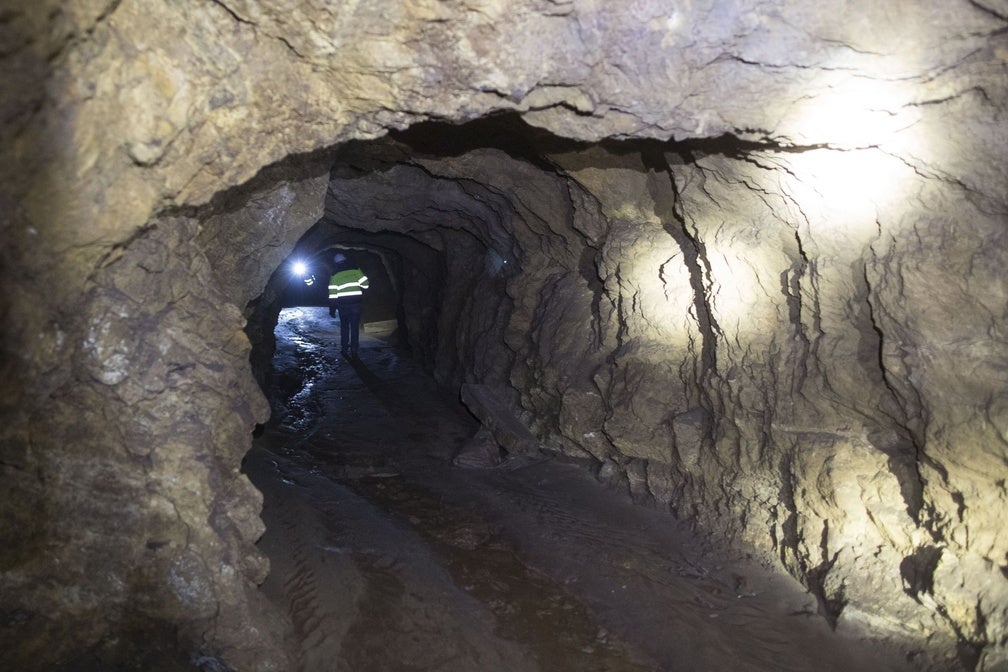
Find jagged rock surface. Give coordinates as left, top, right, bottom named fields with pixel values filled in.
left=249, top=123, right=1008, bottom=669
left=2, top=1, right=1006, bottom=670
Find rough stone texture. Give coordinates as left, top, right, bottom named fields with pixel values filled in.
left=460, top=383, right=541, bottom=457
left=453, top=426, right=505, bottom=469
left=3, top=0, right=1007, bottom=669
left=1, top=218, right=290, bottom=669
left=251, top=122, right=1008, bottom=670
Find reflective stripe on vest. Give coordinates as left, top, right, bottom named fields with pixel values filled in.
left=328, top=269, right=369, bottom=299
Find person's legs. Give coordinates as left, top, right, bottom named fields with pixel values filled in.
left=346, top=302, right=362, bottom=355
left=336, top=299, right=362, bottom=356
left=337, top=304, right=350, bottom=353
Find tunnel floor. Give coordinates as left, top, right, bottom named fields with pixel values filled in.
left=244, top=307, right=913, bottom=672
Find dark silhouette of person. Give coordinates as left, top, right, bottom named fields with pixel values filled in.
left=328, top=253, right=369, bottom=358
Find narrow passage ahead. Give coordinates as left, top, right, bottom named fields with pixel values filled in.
left=244, top=307, right=911, bottom=672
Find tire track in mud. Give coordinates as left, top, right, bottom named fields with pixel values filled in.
left=248, top=447, right=546, bottom=672
left=248, top=453, right=365, bottom=671
left=281, top=512, right=354, bottom=670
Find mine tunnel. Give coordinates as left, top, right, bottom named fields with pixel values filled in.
left=4, top=3, right=1007, bottom=672
left=240, top=117, right=894, bottom=672
left=202, top=114, right=989, bottom=672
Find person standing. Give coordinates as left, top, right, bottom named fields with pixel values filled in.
left=328, top=253, right=370, bottom=358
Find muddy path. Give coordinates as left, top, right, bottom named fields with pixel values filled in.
left=245, top=307, right=913, bottom=672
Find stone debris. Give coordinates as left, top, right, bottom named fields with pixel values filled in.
left=460, top=383, right=541, bottom=458
left=453, top=426, right=504, bottom=469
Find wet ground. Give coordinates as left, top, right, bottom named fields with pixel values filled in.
left=245, top=307, right=915, bottom=672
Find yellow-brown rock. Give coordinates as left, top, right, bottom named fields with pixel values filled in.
left=2, top=1, right=1005, bottom=670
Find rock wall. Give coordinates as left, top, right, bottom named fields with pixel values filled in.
left=3, top=0, right=1006, bottom=669
left=549, top=143, right=1008, bottom=667
left=1, top=217, right=291, bottom=670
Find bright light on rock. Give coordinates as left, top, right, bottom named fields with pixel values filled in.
left=788, top=75, right=919, bottom=149
left=780, top=148, right=914, bottom=241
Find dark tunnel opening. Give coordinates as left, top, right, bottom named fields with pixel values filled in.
left=242, top=113, right=736, bottom=410
left=244, top=116, right=543, bottom=430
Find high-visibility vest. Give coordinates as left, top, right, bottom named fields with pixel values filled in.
left=329, top=268, right=369, bottom=299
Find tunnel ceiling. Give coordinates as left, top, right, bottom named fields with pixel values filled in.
left=3, top=1, right=1008, bottom=671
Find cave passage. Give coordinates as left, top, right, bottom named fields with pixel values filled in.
left=244, top=304, right=911, bottom=672
left=5, top=5, right=1006, bottom=670
left=232, top=117, right=945, bottom=671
